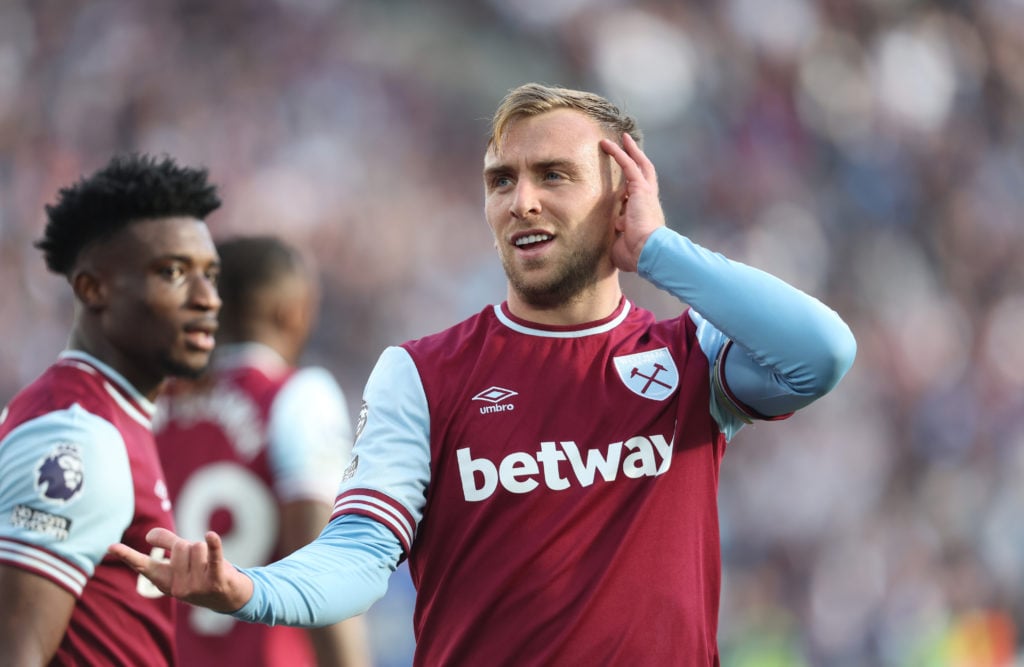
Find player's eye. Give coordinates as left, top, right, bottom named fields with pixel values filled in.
left=159, top=265, right=185, bottom=282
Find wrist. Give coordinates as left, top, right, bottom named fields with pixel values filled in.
left=228, top=568, right=255, bottom=612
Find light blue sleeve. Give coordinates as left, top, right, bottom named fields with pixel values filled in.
left=0, top=405, right=134, bottom=593
left=229, top=346, right=430, bottom=626
left=232, top=514, right=400, bottom=627
left=638, top=227, right=857, bottom=434
left=333, top=346, right=431, bottom=540
left=266, top=367, right=353, bottom=504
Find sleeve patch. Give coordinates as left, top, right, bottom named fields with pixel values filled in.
left=35, top=443, right=86, bottom=504
left=11, top=504, right=72, bottom=541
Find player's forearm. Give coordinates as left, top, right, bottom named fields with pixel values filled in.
left=232, top=515, right=398, bottom=627
left=639, top=226, right=856, bottom=395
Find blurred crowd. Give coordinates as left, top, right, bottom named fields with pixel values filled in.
left=1, top=0, right=1022, bottom=665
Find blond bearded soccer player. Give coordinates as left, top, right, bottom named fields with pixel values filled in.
left=113, top=84, right=856, bottom=666
left=0, top=153, right=222, bottom=665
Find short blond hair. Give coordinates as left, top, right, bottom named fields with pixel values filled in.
left=487, top=83, right=642, bottom=151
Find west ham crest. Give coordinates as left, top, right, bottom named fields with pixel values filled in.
left=613, top=348, right=679, bottom=401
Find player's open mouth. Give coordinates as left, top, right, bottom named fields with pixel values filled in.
left=183, top=321, right=217, bottom=352
left=184, top=331, right=215, bottom=352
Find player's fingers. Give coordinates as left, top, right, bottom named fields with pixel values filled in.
left=204, top=531, right=225, bottom=569
left=600, top=138, right=643, bottom=182
left=107, top=543, right=148, bottom=571
left=170, top=533, right=193, bottom=570
left=600, top=137, right=658, bottom=201
left=188, top=538, right=209, bottom=581
left=621, top=133, right=657, bottom=184
left=145, top=526, right=181, bottom=551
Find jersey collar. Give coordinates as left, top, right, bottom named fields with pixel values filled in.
left=494, top=297, right=632, bottom=338
left=57, top=350, right=157, bottom=423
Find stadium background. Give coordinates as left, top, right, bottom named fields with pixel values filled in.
left=1, top=1, right=1022, bottom=665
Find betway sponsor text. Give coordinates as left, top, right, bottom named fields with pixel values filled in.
left=457, top=433, right=674, bottom=501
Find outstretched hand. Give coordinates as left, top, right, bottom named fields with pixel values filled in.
left=600, top=133, right=667, bottom=273
left=108, top=528, right=253, bottom=613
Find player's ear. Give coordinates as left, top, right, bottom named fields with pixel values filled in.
left=71, top=270, right=107, bottom=310
left=274, top=298, right=298, bottom=332
left=275, top=290, right=313, bottom=338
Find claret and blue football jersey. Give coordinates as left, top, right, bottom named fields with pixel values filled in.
left=235, top=226, right=856, bottom=667
left=333, top=295, right=741, bottom=665
left=0, top=351, right=176, bottom=665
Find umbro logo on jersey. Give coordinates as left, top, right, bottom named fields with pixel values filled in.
left=472, top=386, right=517, bottom=415
left=613, top=348, right=679, bottom=401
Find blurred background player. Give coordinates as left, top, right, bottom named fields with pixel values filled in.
left=154, top=235, right=372, bottom=667
left=0, top=153, right=222, bottom=665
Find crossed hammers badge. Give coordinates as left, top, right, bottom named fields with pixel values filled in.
left=613, top=348, right=679, bottom=401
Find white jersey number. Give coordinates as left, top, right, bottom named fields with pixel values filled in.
left=174, top=461, right=278, bottom=635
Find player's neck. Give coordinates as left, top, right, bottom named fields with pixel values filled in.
left=506, top=279, right=623, bottom=327
left=66, top=328, right=163, bottom=400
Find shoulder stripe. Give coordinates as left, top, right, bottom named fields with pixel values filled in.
left=57, top=351, right=156, bottom=420
left=61, top=360, right=98, bottom=377
left=103, top=382, right=152, bottom=429
left=332, top=490, right=414, bottom=554
left=0, top=539, right=89, bottom=596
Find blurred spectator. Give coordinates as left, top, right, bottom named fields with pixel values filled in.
left=1, top=1, right=1021, bottom=664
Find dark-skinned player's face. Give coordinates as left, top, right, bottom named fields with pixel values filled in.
left=90, top=217, right=221, bottom=387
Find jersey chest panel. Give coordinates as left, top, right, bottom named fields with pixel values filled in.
left=403, top=306, right=726, bottom=665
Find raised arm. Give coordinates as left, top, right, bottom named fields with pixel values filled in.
left=602, top=132, right=855, bottom=421
left=639, top=227, right=856, bottom=419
